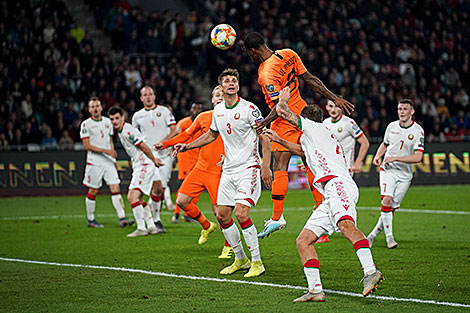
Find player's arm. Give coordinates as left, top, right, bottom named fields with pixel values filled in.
left=275, top=87, right=300, bottom=128
left=300, top=71, right=354, bottom=114
left=82, top=138, right=115, bottom=157
left=160, top=124, right=179, bottom=142
left=263, top=129, right=305, bottom=158
left=351, top=135, right=370, bottom=173
left=372, top=142, right=388, bottom=166
left=139, top=141, right=164, bottom=167
left=254, top=102, right=279, bottom=134
left=156, top=131, right=191, bottom=150
left=173, top=130, right=218, bottom=155
left=259, top=134, right=273, bottom=190
left=383, top=151, right=424, bottom=165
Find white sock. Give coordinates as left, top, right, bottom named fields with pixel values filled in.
left=143, top=204, right=156, bottom=228
left=381, top=212, right=394, bottom=240
left=369, top=215, right=383, bottom=238
left=149, top=196, right=162, bottom=222
left=164, top=187, right=173, bottom=207
left=222, top=221, right=246, bottom=260
left=240, top=220, right=261, bottom=262
left=355, top=239, right=376, bottom=275
left=111, top=194, right=126, bottom=219
left=131, top=204, right=146, bottom=230
left=85, top=198, right=96, bottom=221
left=303, top=262, right=322, bottom=293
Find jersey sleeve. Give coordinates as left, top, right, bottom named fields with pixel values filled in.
left=414, top=129, right=425, bottom=152
left=350, top=120, right=363, bottom=139
left=108, top=120, right=114, bottom=136
left=383, top=124, right=392, bottom=146
left=125, top=126, right=144, bottom=147
left=165, top=109, right=176, bottom=126
left=131, top=112, right=139, bottom=129
left=210, top=110, right=219, bottom=133
left=247, top=104, right=264, bottom=127
left=80, top=122, right=89, bottom=139
left=259, top=67, right=281, bottom=104
left=291, top=49, right=307, bottom=76
left=186, top=115, right=202, bottom=136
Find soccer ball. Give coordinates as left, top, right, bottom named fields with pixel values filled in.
left=210, top=24, right=237, bottom=50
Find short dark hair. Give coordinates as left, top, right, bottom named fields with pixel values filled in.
left=89, top=96, right=99, bottom=102
left=108, top=106, right=123, bottom=116
left=398, top=99, right=415, bottom=110
left=244, top=32, right=265, bottom=50
left=300, top=105, right=323, bottom=122
left=218, top=68, right=239, bottom=85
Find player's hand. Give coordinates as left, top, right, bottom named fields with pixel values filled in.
left=383, top=156, right=397, bottom=165
left=262, top=129, right=281, bottom=143
left=254, top=121, right=266, bottom=135
left=217, top=154, right=225, bottom=167
left=261, top=166, right=273, bottom=190
left=351, top=163, right=361, bottom=173
left=372, top=156, right=382, bottom=166
left=154, top=157, right=164, bottom=167
left=172, top=143, right=187, bottom=157
left=105, top=149, right=117, bottom=158
left=154, top=142, right=163, bottom=151
left=279, top=86, right=291, bottom=103
left=334, top=98, right=355, bottom=115
left=298, top=163, right=306, bottom=172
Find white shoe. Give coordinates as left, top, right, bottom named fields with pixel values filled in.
left=127, top=229, right=148, bottom=237
left=147, top=226, right=159, bottom=235
left=257, top=215, right=287, bottom=239
left=386, top=237, right=398, bottom=249
left=367, top=234, right=375, bottom=248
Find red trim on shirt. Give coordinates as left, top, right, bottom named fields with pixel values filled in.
left=316, top=175, right=337, bottom=183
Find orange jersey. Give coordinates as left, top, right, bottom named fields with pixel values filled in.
left=185, top=110, right=224, bottom=174
left=258, top=48, right=308, bottom=115
left=175, top=116, right=199, bottom=180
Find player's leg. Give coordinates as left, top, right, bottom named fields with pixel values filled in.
left=126, top=189, right=148, bottom=237
left=164, top=183, right=175, bottom=211
left=384, top=179, right=411, bottom=248
left=85, top=187, right=102, bottom=227
left=149, top=177, right=166, bottom=232
left=293, top=228, right=325, bottom=302
left=271, top=150, right=291, bottom=220
left=108, top=183, right=134, bottom=227
left=83, top=163, right=103, bottom=227
left=304, top=162, right=328, bottom=243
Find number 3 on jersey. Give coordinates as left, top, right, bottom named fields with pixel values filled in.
left=226, top=123, right=232, bottom=134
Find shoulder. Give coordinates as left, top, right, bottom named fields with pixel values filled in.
left=413, top=122, right=425, bottom=135
left=81, top=118, right=91, bottom=126
left=323, top=117, right=332, bottom=124
left=102, top=116, right=111, bottom=123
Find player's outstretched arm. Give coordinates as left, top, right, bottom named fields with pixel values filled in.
left=372, top=142, right=387, bottom=166
left=259, top=134, right=273, bottom=190
left=276, top=87, right=299, bottom=128
left=263, top=129, right=305, bottom=158
left=174, top=130, right=218, bottom=156
left=140, top=142, right=164, bottom=167
left=383, top=151, right=424, bottom=165
left=352, top=135, right=370, bottom=173
left=155, top=131, right=192, bottom=150
left=254, top=103, right=279, bottom=135
left=300, top=71, right=354, bottom=114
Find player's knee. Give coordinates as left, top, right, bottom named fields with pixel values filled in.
left=382, top=196, right=393, bottom=206
left=127, top=192, right=137, bottom=204
left=88, top=188, right=99, bottom=195
left=296, top=233, right=312, bottom=249
left=175, top=196, right=189, bottom=209
left=109, top=184, right=120, bottom=193
left=337, top=219, right=358, bottom=238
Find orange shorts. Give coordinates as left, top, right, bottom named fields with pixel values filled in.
left=270, top=118, right=302, bottom=152
left=177, top=168, right=221, bottom=204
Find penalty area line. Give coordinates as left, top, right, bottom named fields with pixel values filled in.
left=0, top=257, right=468, bottom=308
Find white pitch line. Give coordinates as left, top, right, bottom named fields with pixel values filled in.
left=1, top=206, right=470, bottom=221
left=0, top=257, right=468, bottom=308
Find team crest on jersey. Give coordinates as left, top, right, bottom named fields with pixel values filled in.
left=408, top=134, right=414, bottom=140
left=105, top=124, right=109, bottom=128
left=234, top=112, right=240, bottom=120
left=266, top=84, right=274, bottom=92
left=338, top=127, right=343, bottom=133
left=156, top=112, right=162, bottom=117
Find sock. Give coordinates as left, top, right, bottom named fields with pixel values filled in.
left=303, top=259, right=322, bottom=293
left=111, top=193, right=126, bottom=219
left=183, top=202, right=210, bottom=229
left=381, top=205, right=394, bottom=240
left=272, top=170, right=288, bottom=220
left=369, top=215, right=383, bottom=238
left=142, top=202, right=156, bottom=228
left=164, top=187, right=173, bottom=208
left=130, top=201, right=146, bottom=230
left=240, top=218, right=261, bottom=262
left=221, top=219, right=246, bottom=260
left=174, top=194, right=181, bottom=214
left=85, top=193, right=96, bottom=221
left=149, top=194, right=162, bottom=222
left=353, top=239, right=376, bottom=275
left=306, top=166, right=323, bottom=209
left=219, top=223, right=231, bottom=247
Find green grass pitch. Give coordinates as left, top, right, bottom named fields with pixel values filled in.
left=0, top=185, right=469, bottom=312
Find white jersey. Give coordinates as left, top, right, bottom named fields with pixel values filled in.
left=117, top=122, right=153, bottom=167
left=210, top=97, right=263, bottom=174
left=132, top=105, right=176, bottom=158
left=298, top=116, right=355, bottom=193
left=80, top=117, right=115, bottom=164
left=323, top=115, right=363, bottom=169
left=382, top=120, right=425, bottom=181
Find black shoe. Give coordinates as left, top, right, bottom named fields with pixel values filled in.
left=155, top=220, right=167, bottom=233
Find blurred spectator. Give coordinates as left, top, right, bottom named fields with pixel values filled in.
left=41, top=127, right=58, bottom=149
left=58, top=130, right=74, bottom=150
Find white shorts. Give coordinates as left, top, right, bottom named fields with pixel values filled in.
left=83, top=162, right=120, bottom=189
left=154, top=155, right=173, bottom=186
left=380, top=171, right=411, bottom=208
left=129, top=163, right=155, bottom=196
left=217, top=166, right=261, bottom=207
left=304, top=177, right=359, bottom=237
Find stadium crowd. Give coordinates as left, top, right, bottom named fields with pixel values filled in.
left=1, top=0, right=469, bottom=151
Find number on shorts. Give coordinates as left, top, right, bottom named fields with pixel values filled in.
left=226, top=123, right=232, bottom=134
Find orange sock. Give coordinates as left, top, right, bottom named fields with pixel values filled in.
left=306, top=166, right=323, bottom=209
left=184, top=202, right=210, bottom=229
left=272, top=170, right=289, bottom=220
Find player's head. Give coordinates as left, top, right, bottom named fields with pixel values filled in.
left=244, top=32, right=266, bottom=63
left=397, top=99, right=415, bottom=123
left=108, top=106, right=125, bottom=130
left=88, top=97, right=102, bottom=119
left=140, top=85, right=156, bottom=108
left=326, top=100, right=342, bottom=119
left=301, top=104, right=324, bottom=122
left=211, top=86, right=224, bottom=107
left=190, top=101, right=203, bottom=118
left=218, top=68, right=239, bottom=96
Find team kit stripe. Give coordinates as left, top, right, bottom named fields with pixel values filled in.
left=0, top=257, right=468, bottom=308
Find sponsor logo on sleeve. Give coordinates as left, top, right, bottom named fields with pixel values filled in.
left=268, top=91, right=280, bottom=98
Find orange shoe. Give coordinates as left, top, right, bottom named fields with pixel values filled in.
left=316, top=235, right=329, bottom=243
